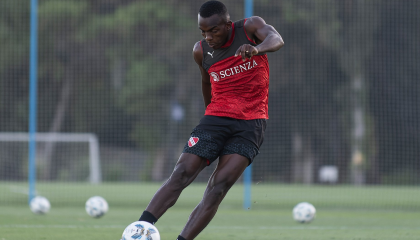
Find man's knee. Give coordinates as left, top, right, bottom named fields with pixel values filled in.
left=168, top=159, right=204, bottom=189
left=204, top=180, right=233, bottom=204
left=170, top=165, right=193, bottom=186
left=204, top=167, right=241, bottom=203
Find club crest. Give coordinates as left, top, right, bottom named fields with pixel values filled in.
left=188, top=137, right=199, bottom=147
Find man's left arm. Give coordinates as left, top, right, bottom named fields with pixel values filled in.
left=235, top=16, right=284, bottom=61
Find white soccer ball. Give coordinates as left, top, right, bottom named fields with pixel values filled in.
left=85, top=196, right=108, bottom=218
left=292, top=202, right=316, bottom=223
left=29, top=196, right=51, bottom=214
left=121, top=221, right=160, bottom=240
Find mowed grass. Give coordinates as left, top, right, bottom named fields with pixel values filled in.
left=1, top=182, right=420, bottom=240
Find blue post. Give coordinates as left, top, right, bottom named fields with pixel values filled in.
left=243, top=0, right=253, bottom=210
left=245, top=0, right=253, bottom=20
left=28, top=0, right=38, bottom=204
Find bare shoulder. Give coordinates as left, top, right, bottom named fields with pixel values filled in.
left=244, top=16, right=281, bottom=45
left=192, top=41, right=203, bottom=66
left=193, top=41, right=202, bottom=53
left=244, top=16, right=268, bottom=30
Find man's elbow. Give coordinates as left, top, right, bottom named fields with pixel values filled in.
left=277, top=37, right=284, bottom=50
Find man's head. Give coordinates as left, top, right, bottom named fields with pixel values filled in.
left=198, top=1, right=232, bottom=49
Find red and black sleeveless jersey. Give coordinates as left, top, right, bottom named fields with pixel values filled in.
left=201, top=18, right=270, bottom=120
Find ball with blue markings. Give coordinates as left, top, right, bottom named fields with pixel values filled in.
left=85, top=196, right=108, bottom=218
left=121, top=221, right=160, bottom=240
left=30, top=196, right=51, bottom=214
left=293, top=202, right=316, bottom=223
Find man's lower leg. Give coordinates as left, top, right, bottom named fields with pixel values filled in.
left=140, top=180, right=184, bottom=220
left=179, top=154, right=249, bottom=239
left=138, top=154, right=207, bottom=222
left=139, top=210, right=158, bottom=225
left=179, top=192, right=224, bottom=239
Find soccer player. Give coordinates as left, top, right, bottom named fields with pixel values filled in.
left=137, top=1, right=284, bottom=239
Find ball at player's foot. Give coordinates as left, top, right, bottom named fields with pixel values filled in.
left=121, top=221, right=160, bottom=240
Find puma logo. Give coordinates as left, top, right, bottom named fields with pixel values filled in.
left=208, top=51, right=214, bottom=58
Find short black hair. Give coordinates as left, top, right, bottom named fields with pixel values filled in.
left=199, top=1, right=229, bottom=19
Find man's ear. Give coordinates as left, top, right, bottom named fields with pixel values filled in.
left=226, top=21, right=232, bottom=30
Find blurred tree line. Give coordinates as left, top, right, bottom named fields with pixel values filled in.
left=0, top=0, right=418, bottom=184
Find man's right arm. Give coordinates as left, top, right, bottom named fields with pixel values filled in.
left=193, top=41, right=212, bottom=109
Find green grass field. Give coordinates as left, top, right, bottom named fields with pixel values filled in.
left=1, top=182, right=420, bottom=239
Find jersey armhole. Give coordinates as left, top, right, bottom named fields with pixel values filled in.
left=243, top=18, right=257, bottom=44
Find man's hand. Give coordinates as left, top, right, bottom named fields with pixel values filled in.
left=234, top=44, right=259, bottom=62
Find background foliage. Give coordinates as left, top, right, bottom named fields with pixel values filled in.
left=0, top=0, right=419, bottom=184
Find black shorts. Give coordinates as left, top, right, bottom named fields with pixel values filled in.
left=182, top=115, right=266, bottom=166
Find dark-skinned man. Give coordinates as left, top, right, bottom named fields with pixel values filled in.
left=134, top=1, right=284, bottom=239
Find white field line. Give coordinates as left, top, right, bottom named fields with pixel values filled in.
left=0, top=225, right=419, bottom=230
left=8, top=186, right=31, bottom=195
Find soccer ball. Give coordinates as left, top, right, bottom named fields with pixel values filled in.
left=29, top=196, right=51, bottom=214
left=121, top=221, right=160, bottom=240
left=85, top=196, right=108, bottom=218
left=292, top=202, right=316, bottom=223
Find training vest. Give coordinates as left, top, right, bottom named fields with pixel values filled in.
left=201, top=18, right=270, bottom=120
